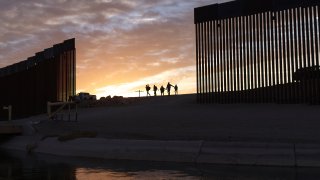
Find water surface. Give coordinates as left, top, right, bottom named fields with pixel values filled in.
left=1, top=150, right=320, bottom=179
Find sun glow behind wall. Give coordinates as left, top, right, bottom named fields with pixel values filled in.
left=0, top=0, right=228, bottom=98
left=94, top=66, right=196, bottom=98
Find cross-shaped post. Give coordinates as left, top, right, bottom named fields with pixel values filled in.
left=135, top=90, right=143, bottom=97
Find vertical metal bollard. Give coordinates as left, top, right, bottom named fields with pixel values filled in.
left=75, top=103, right=78, bottom=122
left=47, top=102, right=51, bottom=118
left=68, top=103, right=71, bottom=121
left=8, top=106, right=11, bottom=121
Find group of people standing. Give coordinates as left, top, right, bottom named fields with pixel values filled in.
left=145, top=82, right=178, bottom=97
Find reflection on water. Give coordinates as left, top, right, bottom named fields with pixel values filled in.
left=76, top=168, right=199, bottom=180
left=1, top=149, right=320, bottom=180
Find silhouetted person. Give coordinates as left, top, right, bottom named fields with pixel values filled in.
left=166, top=82, right=174, bottom=96
left=160, top=85, right=165, bottom=96
left=174, top=84, right=178, bottom=95
left=145, top=84, right=151, bottom=96
left=153, top=85, right=158, bottom=96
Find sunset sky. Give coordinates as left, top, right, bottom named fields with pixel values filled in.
left=0, top=0, right=230, bottom=98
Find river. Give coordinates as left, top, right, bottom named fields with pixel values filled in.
left=1, top=149, right=320, bottom=179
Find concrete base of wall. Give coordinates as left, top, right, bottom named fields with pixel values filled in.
left=2, top=136, right=320, bottom=167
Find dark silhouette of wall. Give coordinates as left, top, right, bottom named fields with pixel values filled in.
left=195, top=0, right=320, bottom=104
left=0, top=39, right=76, bottom=118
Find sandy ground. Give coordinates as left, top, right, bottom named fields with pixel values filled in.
left=10, top=94, right=320, bottom=144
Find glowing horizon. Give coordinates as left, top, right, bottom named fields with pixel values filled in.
left=0, top=0, right=228, bottom=98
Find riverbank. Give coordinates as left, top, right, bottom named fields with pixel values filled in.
left=2, top=135, right=320, bottom=167
left=1, top=94, right=320, bottom=167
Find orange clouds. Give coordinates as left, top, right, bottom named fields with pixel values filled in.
left=0, top=0, right=221, bottom=97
